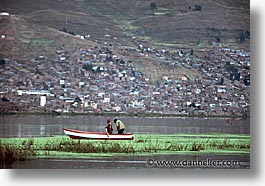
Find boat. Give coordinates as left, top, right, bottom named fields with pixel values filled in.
left=63, top=128, right=134, bottom=140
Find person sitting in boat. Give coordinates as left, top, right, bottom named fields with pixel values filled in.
left=114, top=118, right=125, bottom=134
left=105, top=118, right=113, bottom=135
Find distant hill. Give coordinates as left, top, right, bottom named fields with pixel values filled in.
left=0, top=15, right=95, bottom=60
left=0, top=0, right=250, bottom=48
left=0, top=0, right=250, bottom=83
left=0, top=0, right=250, bottom=115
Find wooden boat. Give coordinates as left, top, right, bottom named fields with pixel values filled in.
left=63, top=128, right=134, bottom=140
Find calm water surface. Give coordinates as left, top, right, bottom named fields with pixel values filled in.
left=0, top=115, right=250, bottom=138
left=9, top=154, right=250, bottom=169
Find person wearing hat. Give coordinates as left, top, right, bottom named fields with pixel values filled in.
left=114, top=118, right=125, bottom=134
left=105, top=118, right=113, bottom=135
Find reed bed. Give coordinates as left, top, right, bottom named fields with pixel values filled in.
left=0, top=134, right=250, bottom=167
left=0, top=139, right=35, bottom=167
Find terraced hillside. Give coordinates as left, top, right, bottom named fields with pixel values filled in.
left=0, top=0, right=249, bottom=47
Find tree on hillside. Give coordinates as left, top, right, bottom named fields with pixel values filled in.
left=82, top=61, right=92, bottom=71
left=150, top=2, right=157, bottom=10
left=215, top=36, right=221, bottom=42
left=245, top=30, right=250, bottom=39
left=1, top=96, right=9, bottom=102
left=240, top=31, right=246, bottom=43
left=193, top=4, right=202, bottom=11
left=0, top=59, right=6, bottom=68
left=62, top=27, right=75, bottom=36
left=244, top=74, right=250, bottom=86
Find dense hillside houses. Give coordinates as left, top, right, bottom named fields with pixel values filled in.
left=0, top=41, right=250, bottom=117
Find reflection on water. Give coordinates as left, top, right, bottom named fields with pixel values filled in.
left=0, top=115, right=250, bottom=138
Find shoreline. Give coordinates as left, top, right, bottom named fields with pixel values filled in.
left=0, top=111, right=247, bottom=119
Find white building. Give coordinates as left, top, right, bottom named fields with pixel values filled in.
left=0, top=12, right=10, bottom=16
left=40, top=96, right=47, bottom=107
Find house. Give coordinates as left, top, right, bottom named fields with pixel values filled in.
left=217, top=86, right=227, bottom=93
left=0, top=12, right=10, bottom=16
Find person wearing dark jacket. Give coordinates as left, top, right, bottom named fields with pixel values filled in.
left=105, top=118, right=113, bottom=135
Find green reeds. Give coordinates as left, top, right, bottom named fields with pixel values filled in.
left=0, top=134, right=250, bottom=167
left=0, top=139, right=35, bottom=167
left=40, top=139, right=135, bottom=154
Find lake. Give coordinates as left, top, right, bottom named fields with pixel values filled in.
left=0, top=115, right=250, bottom=138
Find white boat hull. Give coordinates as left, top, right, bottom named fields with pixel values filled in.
left=63, top=128, right=134, bottom=140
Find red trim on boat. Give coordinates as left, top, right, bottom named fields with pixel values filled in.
left=63, top=128, right=134, bottom=140
left=63, top=128, right=133, bottom=136
left=67, top=135, right=134, bottom=140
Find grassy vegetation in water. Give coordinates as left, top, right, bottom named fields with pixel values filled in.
left=0, top=133, right=250, bottom=164
left=0, top=139, right=36, bottom=167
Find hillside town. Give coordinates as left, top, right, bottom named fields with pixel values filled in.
left=0, top=38, right=250, bottom=117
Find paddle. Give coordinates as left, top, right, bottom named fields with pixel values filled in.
left=106, top=128, right=109, bottom=137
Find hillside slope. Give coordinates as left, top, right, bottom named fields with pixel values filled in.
left=0, top=0, right=250, bottom=47
left=0, top=0, right=250, bottom=116
left=0, top=15, right=96, bottom=60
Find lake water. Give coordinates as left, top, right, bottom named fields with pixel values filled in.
left=0, top=115, right=250, bottom=169
left=0, top=115, right=250, bottom=138
left=10, top=154, right=250, bottom=169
